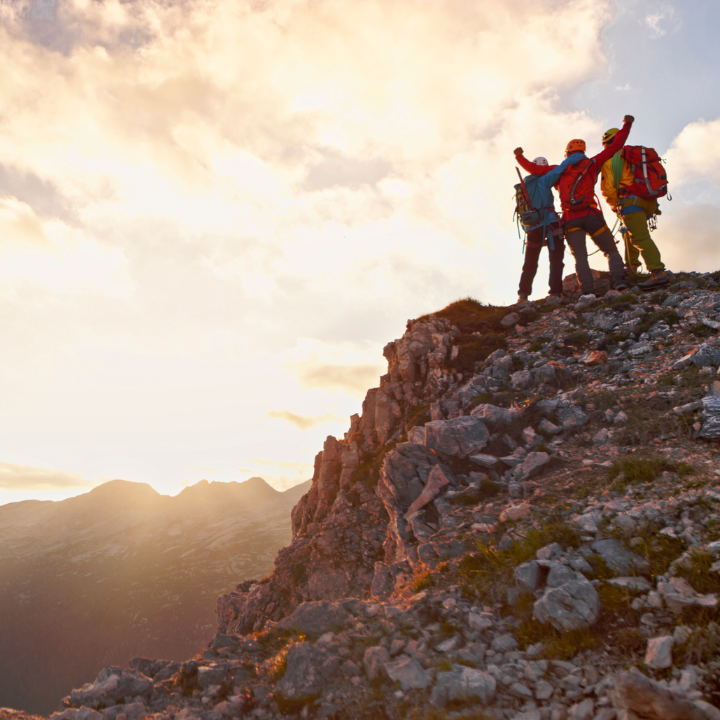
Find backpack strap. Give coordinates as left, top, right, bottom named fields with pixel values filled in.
left=569, top=159, right=595, bottom=206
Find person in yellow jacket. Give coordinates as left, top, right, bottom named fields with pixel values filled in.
left=600, top=128, right=669, bottom=290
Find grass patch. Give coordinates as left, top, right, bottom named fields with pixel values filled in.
left=608, top=455, right=695, bottom=491
left=529, top=336, right=551, bottom=352
left=565, top=330, right=589, bottom=348
left=675, top=622, right=720, bottom=666
left=604, top=292, right=639, bottom=309
left=634, top=308, right=681, bottom=335
left=673, top=549, right=720, bottom=595
left=614, top=626, right=646, bottom=653
left=689, top=322, right=717, bottom=338
left=632, top=526, right=686, bottom=578
left=454, top=333, right=507, bottom=373
left=650, top=291, right=669, bottom=304
left=458, top=520, right=581, bottom=602
left=412, top=569, right=435, bottom=592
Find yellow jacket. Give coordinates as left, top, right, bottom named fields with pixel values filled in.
left=601, top=153, right=635, bottom=207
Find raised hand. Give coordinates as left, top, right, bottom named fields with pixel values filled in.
left=514, top=147, right=524, bottom=156
left=623, top=115, right=635, bottom=124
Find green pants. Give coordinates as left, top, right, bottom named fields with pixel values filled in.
left=618, top=196, right=665, bottom=271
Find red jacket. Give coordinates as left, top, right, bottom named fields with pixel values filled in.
left=515, top=120, right=633, bottom=220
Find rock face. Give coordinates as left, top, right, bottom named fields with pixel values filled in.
left=12, top=273, right=720, bottom=720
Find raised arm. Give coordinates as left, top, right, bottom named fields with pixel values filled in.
left=593, top=115, right=634, bottom=165
left=514, top=147, right=554, bottom=176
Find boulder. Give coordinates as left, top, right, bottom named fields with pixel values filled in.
left=363, top=646, right=390, bottom=680
left=384, top=656, right=434, bottom=690
left=470, top=404, right=522, bottom=427
left=274, top=642, right=337, bottom=710
left=611, top=667, right=719, bottom=720
left=645, top=636, right=673, bottom=670
left=424, top=416, right=489, bottom=458
left=430, top=666, right=496, bottom=708
left=405, top=465, right=451, bottom=521
left=50, top=710, right=104, bottom=720
left=515, top=561, right=545, bottom=593
left=69, top=667, right=152, bottom=710
left=533, top=576, right=600, bottom=631
left=276, top=601, right=352, bottom=639
left=591, top=539, right=649, bottom=574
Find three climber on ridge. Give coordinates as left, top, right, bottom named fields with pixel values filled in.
left=513, top=113, right=670, bottom=302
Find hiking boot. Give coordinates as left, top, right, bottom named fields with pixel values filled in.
left=616, top=280, right=630, bottom=291
left=518, top=293, right=529, bottom=302
left=639, top=269, right=670, bottom=290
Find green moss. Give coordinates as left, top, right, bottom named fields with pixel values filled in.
left=634, top=308, right=681, bottom=335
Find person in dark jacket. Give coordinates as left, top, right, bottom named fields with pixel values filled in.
left=516, top=153, right=584, bottom=301
left=515, top=115, right=635, bottom=296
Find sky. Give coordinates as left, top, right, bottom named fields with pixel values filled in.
left=1, top=0, right=720, bottom=506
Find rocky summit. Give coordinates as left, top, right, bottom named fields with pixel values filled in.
left=6, top=270, right=720, bottom=720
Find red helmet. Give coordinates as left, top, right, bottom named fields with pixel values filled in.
left=565, top=139, right=586, bottom=156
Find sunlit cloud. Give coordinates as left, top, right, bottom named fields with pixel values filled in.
left=0, top=460, right=98, bottom=491
left=282, top=339, right=385, bottom=397
left=267, top=409, right=343, bottom=431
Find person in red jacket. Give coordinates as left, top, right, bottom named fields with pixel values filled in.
left=514, top=115, right=635, bottom=296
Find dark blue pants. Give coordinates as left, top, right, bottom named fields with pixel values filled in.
left=519, top=225, right=565, bottom=296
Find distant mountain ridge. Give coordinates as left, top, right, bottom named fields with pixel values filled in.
left=0, top=477, right=309, bottom=715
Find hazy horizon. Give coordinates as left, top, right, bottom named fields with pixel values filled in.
left=1, top=0, right=720, bottom=505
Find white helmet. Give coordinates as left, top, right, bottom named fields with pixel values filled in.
left=533, top=156, right=549, bottom=166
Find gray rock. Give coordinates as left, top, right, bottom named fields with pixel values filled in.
left=515, top=561, right=545, bottom=592
left=491, top=633, right=519, bottom=652
left=407, top=426, right=427, bottom=444
left=569, top=698, right=595, bottom=720
left=51, top=710, right=104, bottom=720
left=69, top=667, right=152, bottom=709
left=608, top=577, right=652, bottom=592
left=501, top=312, right=521, bottom=328
left=546, top=564, right=582, bottom=588
left=197, top=663, right=230, bottom=688
left=469, top=453, right=499, bottom=468
left=591, top=539, right=649, bottom=574
left=534, top=577, right=600, bottom=631
left=274, top=642, right=337, bottom=708
left=557, top=406, right=588, bottom=429
left=276, top=601, right=352, bottom=639
left=611, top=667, right=719, bottom=720
left=384, top=656, right=434, bottom=690
left=645, top=636, right=673, bottom=670
left=363, top=646, right=390, bottom=680
left=692, top=344, right=720, bottom=368
left=511, top=369, right=533, bottom=391
left=430, top=666, right=496, bottom=708
left=405, top=465, right=452, bottom=521
left=698, top=395, right=720, bottom=440
left=539, top=418, right=562, bottom=435
left=102, top=703, right=147, bottom=720
left=514, top=452, right=551, bottom=481
left=470, top=403, right=522, bottom=427
left=424, top=416, right=490, bottom=458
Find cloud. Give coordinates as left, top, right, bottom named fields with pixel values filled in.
left=665, top=118, right=720, bottom=186
left=282, top=338, right=385, bottom=397
left=645, top=6, right=677, bottom=38
left=0, top=461, right=97, bottom=491
left=267, top=409, right=343, bottom=431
